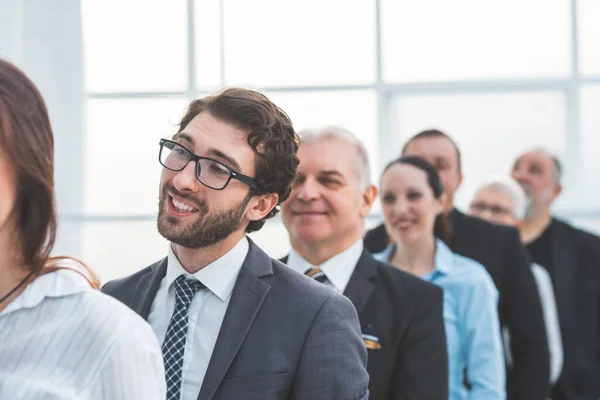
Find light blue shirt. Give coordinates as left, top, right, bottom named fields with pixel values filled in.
left=374, top=239, right=506, bottom=400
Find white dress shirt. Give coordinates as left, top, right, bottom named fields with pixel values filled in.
left=286, top=239, right=363, bottom=293
left=531, top=263, right=563, bottom=384
left=502, top=263, right=563, bottom=386
left=0, top=268, right=165, bottom=400
left=147, top=236, right=249, bottom=400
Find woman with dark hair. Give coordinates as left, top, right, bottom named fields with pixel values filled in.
left=373, top=156, right=505, bottom=400
left=0, top=59, right=165, bottom=399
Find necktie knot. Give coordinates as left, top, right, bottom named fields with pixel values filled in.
left=174, top=275, right=206, bottom=307
left=304, top=267, right=328, bottom=283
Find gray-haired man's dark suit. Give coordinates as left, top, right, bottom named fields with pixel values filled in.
left=101, top=239, right=369, bottom=400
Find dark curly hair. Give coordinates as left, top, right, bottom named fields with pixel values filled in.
left=176, top=88, right=300, bottom=233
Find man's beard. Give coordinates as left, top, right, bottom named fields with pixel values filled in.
left=157, top=183, right=252, bottom=249
left=524, top=200, right=536, bottom=220
left=522, top=187, right=553, bottom=221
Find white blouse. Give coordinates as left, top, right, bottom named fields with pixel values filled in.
left=0, top=268, right=166, bottom=399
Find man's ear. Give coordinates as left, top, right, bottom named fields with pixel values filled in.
left=456, top=172, right=464, bottom=190
left=359, top=184, right=378, bottom=218
left=553, top=182, right=563, bottom=200
left=246, top=193, right=279, bottom=222
left=438, top=191, right=449, bottom=215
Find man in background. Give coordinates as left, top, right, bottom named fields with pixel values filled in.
left=512, top=148, right=600, bottom=400
left=282, top=127, right=448, bottom=399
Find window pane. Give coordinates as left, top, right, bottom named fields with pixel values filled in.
left=580, top=85, right=600, bottom=209
left=266, top=90, right=378, bottom=181
left=82, top=0, right=188, bottom=92
left=579, top=0, right=600, bottom=76
left=390, top=92, right=567, bottom=210
left=382, top=0, right=571, bottom=82
left=195, top=0, right=222, bottom=90
left=222, top=0, right=376, bottom=87
left=55, top=220, right=167, bottom=283
left=85, top=98, right=188, bottom=215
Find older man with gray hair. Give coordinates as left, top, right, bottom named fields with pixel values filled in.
left=469, top=175, right=563, bottom=389
left=510, top=148, right=600, bottom=400
left=280, top=126, right=448, bottom=400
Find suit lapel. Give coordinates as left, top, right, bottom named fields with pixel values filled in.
left=198, top=241, right=273, bottom=400
left=343, top=251, right=378, bottom=316
left=549, top=220, right=578, bottom=321
left=131, top=258, right=167, bottom=320
left=282, top=251, right=378, bottom=315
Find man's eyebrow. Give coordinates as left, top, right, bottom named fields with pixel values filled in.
left=207, top=148, right=241, bottom=172
left=173, top=132, right=195, bottom=146
left=320, top=170, right=345, bottom=179
left=173, top=133, right=242, bottom=172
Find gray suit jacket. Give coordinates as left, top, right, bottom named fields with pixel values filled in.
left=101, top=239, right=369, bottom=400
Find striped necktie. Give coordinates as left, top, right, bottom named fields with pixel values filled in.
left=162, top=275, right=206, bottom=400
left=304, top=267, right=328, bottom=284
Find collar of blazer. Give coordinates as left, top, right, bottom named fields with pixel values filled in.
left=547, top=218, right=582, bottom=321
left=131, top=238, right=273, bottom=319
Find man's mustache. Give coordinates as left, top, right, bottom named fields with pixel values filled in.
left=161, top=183, right=209, bottom=214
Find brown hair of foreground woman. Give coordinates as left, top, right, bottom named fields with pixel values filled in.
left=0, top=59, right=98, bottom=310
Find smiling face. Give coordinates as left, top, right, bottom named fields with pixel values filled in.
left=380, top=163, right=443, bottom=245
left=281, top=138, right=375, bottom=250
left=157, top=111, right=260, bottom=249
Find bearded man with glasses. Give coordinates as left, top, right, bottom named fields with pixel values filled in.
left=102, top=88, right=369, bottom=400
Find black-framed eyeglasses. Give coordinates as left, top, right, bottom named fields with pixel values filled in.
left=469, top=202, right=512, bottom=217
left=158, top=139, right=258, bottom=191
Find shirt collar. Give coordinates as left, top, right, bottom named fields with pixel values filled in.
left=287, top=240, right=363, bottom=292
left=377, top=238, right=453, bottom=277
left=432, top=239, right=453, bottom=276
left=166, top=236, right=249, bottom=302
left=1, top=268, right=91, bottom=316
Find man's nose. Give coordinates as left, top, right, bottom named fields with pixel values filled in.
left=172, top=161, right=200, bottom=192
left=296, top=178, right=320, bottom=202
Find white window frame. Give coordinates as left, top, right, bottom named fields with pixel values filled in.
left=74, top=0, right=600, bottom=232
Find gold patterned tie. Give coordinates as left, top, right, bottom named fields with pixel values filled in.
left=304, top=267, right=328, bottom=284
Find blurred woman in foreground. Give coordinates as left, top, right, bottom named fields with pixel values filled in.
left=0, top=58, right=165, bottom=399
